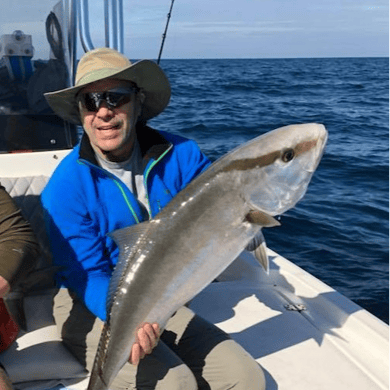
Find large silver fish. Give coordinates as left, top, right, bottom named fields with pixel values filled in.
left=88, top=123, right=328, bottom=390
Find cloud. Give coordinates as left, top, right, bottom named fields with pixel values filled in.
left=308, top=2, right=389, bottom=12
left=344, top=5, right=389, bottom=11
left=173, top=21, right=303, bottom=36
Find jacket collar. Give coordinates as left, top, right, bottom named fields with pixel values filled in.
left=78, top=124, right=171, bottom=166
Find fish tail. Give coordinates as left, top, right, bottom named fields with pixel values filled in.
left=87, top=371, right=108, bottom=390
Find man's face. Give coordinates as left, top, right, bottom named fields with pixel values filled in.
left=79, top=78, right=142, bottom=162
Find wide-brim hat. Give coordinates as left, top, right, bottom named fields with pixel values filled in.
left=44, top=47, right=171, bottom=124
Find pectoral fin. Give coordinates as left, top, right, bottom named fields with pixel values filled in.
left=245, top=210, right=281, bottom=227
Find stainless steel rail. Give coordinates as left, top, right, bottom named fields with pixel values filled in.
left=69, top=0, right=77, bottom=83
left=77, top=0, right=124, bottom=54
left=77, top=0, right=95, bottom=52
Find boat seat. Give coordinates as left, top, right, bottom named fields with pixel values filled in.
left=0, top=176, right=88, bottom=389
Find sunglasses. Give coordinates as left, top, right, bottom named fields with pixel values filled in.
left=77, top=86, right=138, bottom=112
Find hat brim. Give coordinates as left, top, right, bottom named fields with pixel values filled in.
left=44, top=60, right=171, bottom=124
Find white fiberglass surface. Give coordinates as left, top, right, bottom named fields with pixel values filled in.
left=190, top=250, right=389, bottom=390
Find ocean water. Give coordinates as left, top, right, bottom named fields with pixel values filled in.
left=149, top=57, right=389, bottom=324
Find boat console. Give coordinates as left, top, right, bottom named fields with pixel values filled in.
left=0, top=9, right=78, bottom=154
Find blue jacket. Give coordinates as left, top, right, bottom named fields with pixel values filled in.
left=41, top=126, right=211, bottom=320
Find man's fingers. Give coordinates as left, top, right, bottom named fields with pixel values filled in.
left=129, top=323, right=160, bottom=365
left=137, top=328, right=150, bottom=353
left=152, top=323, right=160, bottom=338
left=138, top=327, right=155, bottom=353
left=143, top=323, right=160, bottom=348
left=130, top=343, right=141, bottom=366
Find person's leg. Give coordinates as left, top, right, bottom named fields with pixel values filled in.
left=53, top=288, right=97, bottom=369
left=200, top=339, right=266, bottom=390
left=53, top=289, right=197, bottom=390
left=162, top=306, right=266, bottom=390
left=131, top=341, right=197, bottom=390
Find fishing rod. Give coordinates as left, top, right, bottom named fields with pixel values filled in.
left=157, top=0, right=175, bottom=65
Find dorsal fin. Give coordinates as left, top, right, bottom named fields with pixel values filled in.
left=106, top=222, right=151, bottom=317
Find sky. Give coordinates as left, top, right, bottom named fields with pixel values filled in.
left=2, top=0, right=389, bottom=60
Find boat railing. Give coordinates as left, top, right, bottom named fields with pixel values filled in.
left=77, top=0, right=124, bottom=54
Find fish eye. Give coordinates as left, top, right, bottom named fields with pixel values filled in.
left=281, top=148, right=295, bottom=163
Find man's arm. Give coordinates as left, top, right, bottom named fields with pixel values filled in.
left=0, top=185, right=38, bottom=387
left=0, top=185, right=39, bottom=290
left=42, top=180, right=161, bottom=363
left=41, top=176, right=113, bottom=321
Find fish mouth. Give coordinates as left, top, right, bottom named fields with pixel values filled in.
left=315, top=128, right=328, bottom=160
left=316, top=125, right=328, bottom=147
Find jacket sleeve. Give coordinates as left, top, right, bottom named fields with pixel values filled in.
left=0, top=185, right=40, bottom=288
left=176, top=139, right=212, bottom=190
left=41, top=175, right=110, bottom=321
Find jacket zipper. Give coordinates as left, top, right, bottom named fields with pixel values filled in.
left=112, top=179, right=140, bottom=223
left=143, top=145, right=173, bottom=219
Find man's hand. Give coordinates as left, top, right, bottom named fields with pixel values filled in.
left=129, top=322, right=160, bottom=365
left=0, top=276, right=10, bottom=298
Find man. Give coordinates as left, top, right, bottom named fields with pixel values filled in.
left=42, top=47, right=265, bottom=389
left=0, top=184, right=40, bottom=389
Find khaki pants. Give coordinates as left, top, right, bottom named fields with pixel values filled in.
left=53, top=289, right=265, bottom=390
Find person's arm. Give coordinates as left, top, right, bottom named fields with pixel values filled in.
left=42, top=178, right=160, bottom=364
left=0, top=185, right=39, bottom=370
left=42, top=188, right=111, bottom=321
left=179, top=139, right=212, bottom=189
left=42, top=161, right=134, bottom=321
left=0, top=276, right=10, bottom=297
left=0, top=185, right=40, bottom=290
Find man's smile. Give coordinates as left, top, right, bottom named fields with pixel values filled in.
left=97, top=123, right=121, bottom=131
